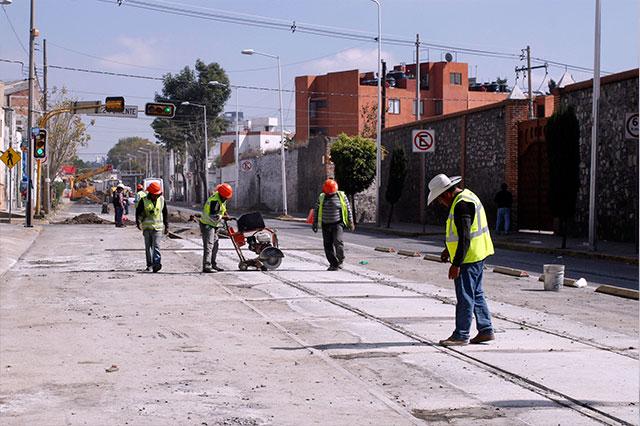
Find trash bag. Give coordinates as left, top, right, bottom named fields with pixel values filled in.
left=306, top=208, right=314, bottom=224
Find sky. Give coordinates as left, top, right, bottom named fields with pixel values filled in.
left=1, top=0, right=638, bottom=161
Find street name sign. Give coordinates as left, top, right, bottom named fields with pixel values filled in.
left=625, top=113, right=638, bottom=140
left=0, top=146, right=21, bottom=169
left=86, top=105, right=139, bottom=119
left=412, top=129, right=435, bottom=153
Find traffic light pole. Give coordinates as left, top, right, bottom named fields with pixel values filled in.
left=34, top=159, right=42, bottom=217
left=25, top=0, right=36, bottom=227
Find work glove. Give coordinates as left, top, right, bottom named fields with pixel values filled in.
left=440, top=248, right=450, bottom=263
left=312, top=224, right=318, bottom=233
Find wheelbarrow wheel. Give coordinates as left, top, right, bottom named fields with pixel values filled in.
left=238, top=262, right=248, bottom=271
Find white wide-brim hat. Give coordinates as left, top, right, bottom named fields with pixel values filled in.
left=427, top=174, right=461, bottom=205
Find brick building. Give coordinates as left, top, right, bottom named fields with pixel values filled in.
left=295, top=61, right=509, bottom=142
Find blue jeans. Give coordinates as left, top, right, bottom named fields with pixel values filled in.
left=115, top=206, right=124, bottom=226
left=495, top=207, right=510, bottom=234
left=453, top=260, right=493, bottom=340
left=143, top=229, right=162, bottom=267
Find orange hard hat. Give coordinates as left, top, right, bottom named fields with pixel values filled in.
left=147, top=182, right=162, bottom=195
left=217, top=183, right=233, bottom=199
left=322, top=179, right=338, bottom=194
left=136, top=184, right=143, bottom=190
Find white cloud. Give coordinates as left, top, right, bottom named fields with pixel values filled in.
left=100, top=37, right=160, bottom=69
left=302, top=47, right=397, bottom=75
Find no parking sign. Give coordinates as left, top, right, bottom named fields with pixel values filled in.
left=412, top=129, right=435, bottom=153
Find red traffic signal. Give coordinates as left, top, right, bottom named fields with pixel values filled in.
left=33, top=129, right=47, bottom=159
left=145, top=102, right=175, bottom=118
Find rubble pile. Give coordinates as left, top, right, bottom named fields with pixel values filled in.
left=56, top=213, right=112, bottom=225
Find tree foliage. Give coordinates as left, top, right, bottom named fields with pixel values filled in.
left=45, top=87, right=92, bottom=178
left=330, top=133, right=376, bottom=220
left=151, top=59, right=231, bottom=202
left=384, top=144, right=408, bottom=227
left=106, top=137, right=157, bottom=173
left=545, top=105, right=580, bottom=248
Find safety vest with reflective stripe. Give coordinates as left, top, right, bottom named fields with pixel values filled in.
left=445, top=189, right=494, bottom=264
left=135, top=190, right=146, bottom=207
left=317, top=191, right=349, bottom=228
left=200, top=192, right=227, bottom=227
left=141, top=196, right=165, bottom=231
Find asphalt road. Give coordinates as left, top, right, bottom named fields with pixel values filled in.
left=265, top=219, right=639, bottom=291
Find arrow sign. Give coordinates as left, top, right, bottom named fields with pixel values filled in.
left=412, top=129, right=435, bottom=153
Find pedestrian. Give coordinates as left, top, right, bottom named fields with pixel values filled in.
left=427, top=174, right=495, bottom=346
left=123, top=189, right=130, bottom=216
left=494, top=182, right=512, bottom=235
left=113, top=183, right=125, bottom=227
left=136, top=182, right=168, bottom=273
left=199, top=183, right=232, bottom=273
left=312, top=179, right=354, bottom=271
left=135, top=183, right=146, bottom=208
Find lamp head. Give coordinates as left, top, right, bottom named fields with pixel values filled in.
left=241, top=49, right=255, bottom=55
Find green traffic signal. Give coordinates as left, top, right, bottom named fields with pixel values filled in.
left=33, top=129, right=47, bottom=159
left=145, top=102, right=176, bottom=118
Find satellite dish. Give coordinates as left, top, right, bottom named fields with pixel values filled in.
left=445, top=52, right=453, bottom=62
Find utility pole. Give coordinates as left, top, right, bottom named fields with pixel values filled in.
left=515, top=46, right=547, bottom=119
left=589, top=0, right=601, bottom=251
left=416, top=33, right=426, bottom=231
left=381, top=60, right=387, bottom=130
left=43, top=38, right=50, bottom=214
left=25, top=0, right=37, bottom=227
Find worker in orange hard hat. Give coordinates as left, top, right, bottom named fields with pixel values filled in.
left=199, top=183, right=233, bottom=273
left=134, top=183, right=146, bottom=208
left=135, top=182, right=168, bottom=272
left=312, top=179, right=354, bottom=271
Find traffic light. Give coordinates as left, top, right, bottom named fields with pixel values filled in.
left=105, top=96, right=125, bottom=113
left=33, top=129, right=47, bottom=159
left=145, top=102, right=175, bottom=118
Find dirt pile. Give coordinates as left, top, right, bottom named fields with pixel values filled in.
left=56, top=213, right=112, bottom=225
left=169, top=211, right=197, bottom=223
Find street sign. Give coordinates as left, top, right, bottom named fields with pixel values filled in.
left=241, top=160, right=253, bottom=172
left=625, top=113, right=638, bottom=140
left=412, top=129, right=435, bottom=153
left=0, top=146, right=21, bottom=169
left=86, top=105, right=139, bottom=119
left=72, top=100, right=101, bottom=114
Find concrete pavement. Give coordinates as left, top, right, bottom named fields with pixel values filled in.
left=1, top=202, right=638, bottom=425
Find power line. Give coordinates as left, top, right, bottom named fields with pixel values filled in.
left=1, top=6, right=28, bottom=56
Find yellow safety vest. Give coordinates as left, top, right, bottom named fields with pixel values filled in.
left=200, top=192, right=227, bottom=227
left=141, top=196, right=165, bottom=231
left=317, top=191, right=349, bottom=228
left=445, top=189, right=494, bottom=264
left=135, top=190, right=146, bottom=207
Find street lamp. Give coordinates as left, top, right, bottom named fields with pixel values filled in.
left=370, top=0, right=382, bottom=226
left=242, top=48, right=288, bottom=216
left=136, top=149, right=151, bottom=177
left=180, top=101, right=209, bottom=198
left=209, top=80, right=241, bottom=208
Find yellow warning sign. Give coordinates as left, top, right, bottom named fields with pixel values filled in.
left=0, top=146, right=21, bottom=169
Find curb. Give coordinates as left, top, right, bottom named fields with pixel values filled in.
left=397, top=249, right=421, bottom=257
left=493, top=266, right=529, bottom=277
left=375, top=246, right=396, bottom=253
left=494, top=241, right=638, bottom=265
left=595, top=285, right=639, bottom=300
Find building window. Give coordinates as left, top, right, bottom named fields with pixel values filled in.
left=412, top=100, right=424, bottom=115
left=449, top=72, right=462, bottom=85
left=388, top=99, right=400, bottom=114
left=435, top=100, right=443, bottom=115
left=420, top=73, right=429, bottom=90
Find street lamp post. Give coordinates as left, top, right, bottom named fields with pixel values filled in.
left=181, top=101, right=209, bottom=198
left=370, top=0, right=382, bottom=226
left=242, top=48, right=288, bottom=216
left=137, top=149, right=151, bottom=177
left=210, top=81, right=241, bottom=209
left=25, top=0, right=38, bottom=227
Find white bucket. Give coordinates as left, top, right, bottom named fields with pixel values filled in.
left=543, top=264, right=564, bottom=291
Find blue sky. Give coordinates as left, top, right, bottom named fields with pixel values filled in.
left=1, top=0, right=638, bottom=160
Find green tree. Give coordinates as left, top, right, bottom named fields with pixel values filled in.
left=384, top=144, right=407, bottom=228
left=330, top=133, right=376, bottom=222
left=151, top=59, right=231, bottom=203
left=46, top=87, right=92, bottom=178
left=545, top=105, right=580, bottom=249
left=106, top=137, right=156, bottom=173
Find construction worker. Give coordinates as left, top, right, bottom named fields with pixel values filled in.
left=199, top=183, right=232, bottom=273
left=427, top=174, right=495, bottom=346
left=136, top=182, right=168, bottom=273
left=312, top=179, right=354, bottom=271
left=134, top=183, right=146, bottom=207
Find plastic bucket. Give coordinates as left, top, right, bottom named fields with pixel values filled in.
left=543, top=264, right=564, bottom=291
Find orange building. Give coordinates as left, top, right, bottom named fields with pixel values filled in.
left=295, top=61, right=509, bottom=141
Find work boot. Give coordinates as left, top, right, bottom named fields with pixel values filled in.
left=202, top=267, right=215, bottom=273
left=327, top=265, right=339, bottom=271
left=211, top=265, right=224, bottom=272
left=144, top=266, right=152, bottom=272
left=470, top=332, right=495, bottom=344
left=152, top=263, right=162, bottom=273
left=439, top=335, right=469, bottom=346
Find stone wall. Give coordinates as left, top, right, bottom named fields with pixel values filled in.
left=556, top=70, right=639, bottom=242
left=381, top=100, right=528, bottom=227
